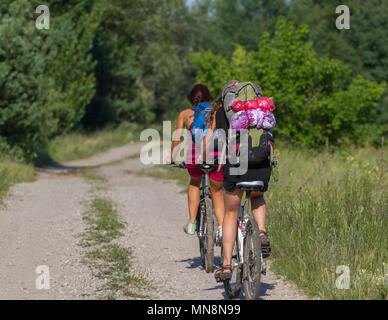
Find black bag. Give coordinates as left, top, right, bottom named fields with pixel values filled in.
left=240, top=129, right=274, bottom=166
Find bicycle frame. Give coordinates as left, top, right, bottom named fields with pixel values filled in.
left=236, top=190, right=251, bottom=265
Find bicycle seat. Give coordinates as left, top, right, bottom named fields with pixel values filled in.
left=199, top=164, right=216, bottom=173
left=236, top=181, right=265, bottom=192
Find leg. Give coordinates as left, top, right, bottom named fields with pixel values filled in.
left=222, top=189, right=243, bottom=267
left=251, top=191, right=270, bottom=250
left=187, top=176, right=202, bottom=223
left=209, top=178, right=224, bottom=227
left=250, top=191, right=266, bottom=234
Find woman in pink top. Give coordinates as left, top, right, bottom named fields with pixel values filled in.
left=167, top=85, right=225, bottom=240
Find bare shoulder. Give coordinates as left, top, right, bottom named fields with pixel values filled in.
left=179, top=108, right=194, bottom=118
left=177, top=108, right=194, bottom=129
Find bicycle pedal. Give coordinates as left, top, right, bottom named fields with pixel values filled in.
left=215, top=274, right=229, bottom=283
left=215, top=277, right=223, bottom=283
left=261, top=246, right=271, bottom=259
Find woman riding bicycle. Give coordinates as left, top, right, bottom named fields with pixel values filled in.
left=204, top=81, right=272, bottom=282
left=167, top=84, right=225, bottom=243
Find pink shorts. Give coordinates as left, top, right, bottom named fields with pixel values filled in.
left=186, top=165, right=224, bottom=182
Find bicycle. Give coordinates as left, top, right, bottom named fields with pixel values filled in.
left=173, top=161, right=217, bottom=273
left=219, top=133, right=277, bottom=300
left=220, top=180, right=269, bottom=300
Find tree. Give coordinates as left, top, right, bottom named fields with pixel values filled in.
left=0, top=1, right=60, bottom=158
left=191, top=17, right=386, bottom=148
left=0, top=0, right=103, bottom=158
left=189, top=0, right=288, bottom=56
left=287, top=0, right=388, bottom=128
left=82, top=0, right=196, bottom=128
left=45, top=0, right=104, bottom=132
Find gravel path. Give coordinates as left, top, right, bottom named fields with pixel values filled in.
left=0, top=142, right=308, bottom=300
left=0, top=176, right=94, bottom=299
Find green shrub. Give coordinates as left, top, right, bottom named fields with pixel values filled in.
left=0, top=0, right=103, bottom=159
left=191, top=17, right=386, bottom=149
left=0, top=157, right=35, bottom=199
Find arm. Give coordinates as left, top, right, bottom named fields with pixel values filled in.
left=170, top=111, right=186, bottom=163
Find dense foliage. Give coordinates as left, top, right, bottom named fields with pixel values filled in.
left=0, top=0, right=387, bottom=158
left=82, top=0, right=195, bottom=128
left=0, top=0, right=101, bottom=158
left=192, top=18, right=386, bottom=148
left=287, top=0, right=388, bottom=128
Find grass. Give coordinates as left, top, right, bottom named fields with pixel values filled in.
left=0, top=157, right=35, bottom=200
left=79, top=170, right=152, bottom=299
left=266, top=146, right=388, bottom=300
left=141, top=144, right=388, bottom=300
left=35, top=122, right=149, bottom=166
left=81, top=198, right=125, bottom=246
left=84, top=243, right=150, bottom=299
left=81, top=169, right=108, bottom=184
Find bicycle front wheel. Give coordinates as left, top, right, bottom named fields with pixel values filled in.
left=243, top=219, right=262, bottom=300
left=198, top=195, right=215, bottom=273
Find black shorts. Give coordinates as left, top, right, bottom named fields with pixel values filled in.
left=222, top=161, right=271, bottom=193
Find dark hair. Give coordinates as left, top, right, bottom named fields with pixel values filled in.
left=205, top=98, right=223, bottom=126
left=187, top=84, right=213, bottom=106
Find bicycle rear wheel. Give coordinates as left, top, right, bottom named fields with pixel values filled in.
left=222, top=235, right=242, bottom=299
left=198, top=195, right=215, bottom=273
left=243, top=219, right=262, bottom=300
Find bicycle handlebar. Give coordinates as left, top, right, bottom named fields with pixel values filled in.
left=170, top=162, right=217, bottom=172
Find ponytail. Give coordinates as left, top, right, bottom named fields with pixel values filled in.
left=187, top=84, right=212, bottom=106
left=205, top=99, right=223, bottom=126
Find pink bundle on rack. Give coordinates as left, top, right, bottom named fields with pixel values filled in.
left=230, top=97, right=276, bottom=131
left=232, top=97, right=276, bottom=112
left=231, top=111, right=249, bottom=130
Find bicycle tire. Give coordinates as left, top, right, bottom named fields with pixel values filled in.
left=222, top=235, right=242, bottom=299
left=243, top=219, right=262, bottom=300
left=198, top=195, right=215, bottom=273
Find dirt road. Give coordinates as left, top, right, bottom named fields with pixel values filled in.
left=0, top=142, right=307, bottom=300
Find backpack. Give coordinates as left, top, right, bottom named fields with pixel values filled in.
left=190, top=102, right=212, bottom=143
left=221, top=81, right=276, bottom=167
left=222, top=81, right=263, bottom=124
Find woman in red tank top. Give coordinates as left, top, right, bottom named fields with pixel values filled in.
left=168, top=85, right=225, bottom=238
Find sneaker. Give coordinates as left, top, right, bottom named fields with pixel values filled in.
left=183, top=221, right=196, bottom=235
left=215, top=226, right=223, bottom=246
